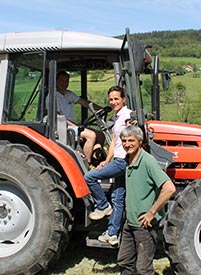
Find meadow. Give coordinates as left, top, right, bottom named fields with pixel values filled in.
left=68, top=56, right=201, bottom=125
left=46, top=231, right=174, bottom=275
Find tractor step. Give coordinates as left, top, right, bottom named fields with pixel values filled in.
left=85, top=230, right=118, bottom=249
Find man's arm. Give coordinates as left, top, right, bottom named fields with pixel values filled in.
left=57, top=111, right=77, bottom=126
left=77, top=98, right=102, bottom=110
left=138, top=180, right=176, bottom=228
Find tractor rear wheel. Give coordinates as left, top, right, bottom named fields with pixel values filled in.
left=0, top=142, right=73, bottom=275
left=163, top=180, right=201, bottom=275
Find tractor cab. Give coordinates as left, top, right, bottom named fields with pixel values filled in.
left=1, top=32, right=123, bottom=170
left=1, top=28, right=174, bottom=173
left=1, top=29, right=154, bottom=173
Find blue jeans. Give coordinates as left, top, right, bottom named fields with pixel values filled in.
left=84, top=158, right=126, bottom=236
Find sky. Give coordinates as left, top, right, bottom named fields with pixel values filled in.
left=0, top=0, right=200, bottom=37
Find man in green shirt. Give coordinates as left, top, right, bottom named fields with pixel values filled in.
left=117, top=125, right=176, bottom=275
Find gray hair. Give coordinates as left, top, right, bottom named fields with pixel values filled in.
left=120, top=125, right=144, bottom=141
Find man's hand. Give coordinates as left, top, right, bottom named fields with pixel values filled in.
left=139, top=180, right=176, bottom=229
left=138, top=211, right=155, bottom=228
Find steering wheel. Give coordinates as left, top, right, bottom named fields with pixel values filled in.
left=83, top=106, right=112, bottom=126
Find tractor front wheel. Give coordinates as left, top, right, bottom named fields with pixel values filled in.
left=0, top=142, right=73, bottom=275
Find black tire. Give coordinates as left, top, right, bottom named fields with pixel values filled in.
left=0, top=142, right=73, bottom=275
left=163, top=180, right=201, bottom=275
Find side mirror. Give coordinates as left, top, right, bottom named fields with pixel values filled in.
left=161, top=72, right=171, bottom=91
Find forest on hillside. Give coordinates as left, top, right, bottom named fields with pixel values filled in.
left=117, top=29, right=201, bottom=58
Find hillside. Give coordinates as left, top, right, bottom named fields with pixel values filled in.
left=117, top=29, right=201, bottom=57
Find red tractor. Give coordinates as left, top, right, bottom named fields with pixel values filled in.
left=0, top=28, right=200, bottom=275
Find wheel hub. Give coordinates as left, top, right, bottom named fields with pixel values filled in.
left=0, top=203, right=8, bottom=219
left=0, top=181, right=35, bottom=257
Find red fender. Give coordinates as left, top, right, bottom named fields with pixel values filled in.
left=0, top=125, right=90, bottom=198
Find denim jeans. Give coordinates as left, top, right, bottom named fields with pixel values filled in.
left=84, top=158, right=126, bottom=236
left=117, top=221, right=158, bottom=275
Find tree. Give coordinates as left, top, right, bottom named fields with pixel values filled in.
left=90, top=71, right=105, bottom=82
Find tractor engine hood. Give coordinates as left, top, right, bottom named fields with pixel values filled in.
left=148, top=120, right=201, bottom=138
left=148, top=120, right=201, bottom=180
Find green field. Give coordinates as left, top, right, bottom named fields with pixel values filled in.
left=161, top=56, right=201, bottom=68
left=68, top=72, right=116, bottom=123
left=87, top=57, right=201, bottom=124
left=159, top=57, right=201, bottom=123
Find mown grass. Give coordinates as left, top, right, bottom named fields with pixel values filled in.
left=46, top=231, right=174, bottom=275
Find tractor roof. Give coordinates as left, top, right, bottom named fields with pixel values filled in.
left=0, top=30, right=123, bottom=53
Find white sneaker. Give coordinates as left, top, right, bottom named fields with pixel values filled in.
left=98, top=230, right=119, bottom=246
left=89, top=203, right=112, bottom=220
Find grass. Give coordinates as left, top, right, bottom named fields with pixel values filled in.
left=161, top=56, right=201, bottom=68
left=160, top=71, right=201, bottom=123
left=46, top=231, right=174, bottom=275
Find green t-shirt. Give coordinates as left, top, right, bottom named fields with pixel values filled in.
left=125, top=148, right=170, bottom=227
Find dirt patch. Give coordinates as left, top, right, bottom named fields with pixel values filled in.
left=47, top=230, right=175, bottom=275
